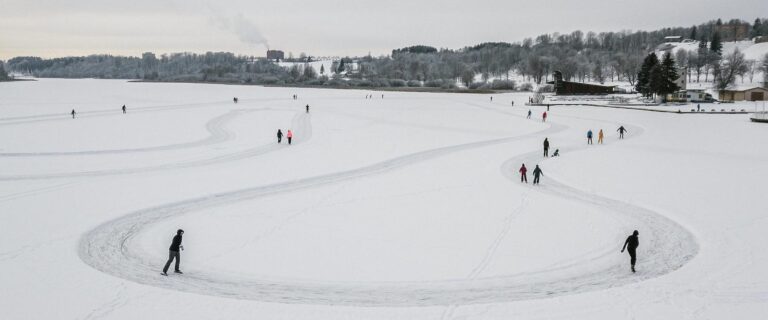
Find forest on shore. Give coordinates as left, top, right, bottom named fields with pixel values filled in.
left=3, top=18, right=768, bottom=91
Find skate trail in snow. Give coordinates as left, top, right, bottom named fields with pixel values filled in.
left=79, top=101, right=697, bottom=307
left=0, top=110, right=310, bottom=181
left=0, top=96, right=284, bottom=126
left=0, top=109, right=246, bottom=157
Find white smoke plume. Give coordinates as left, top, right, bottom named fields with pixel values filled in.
left=209, top=13, right=270, bottom=49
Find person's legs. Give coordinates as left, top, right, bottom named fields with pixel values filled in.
left=534, top=175, right=539, bottom=184
left=174, top=251, right=181, bottom=272
left=163, top=250, right=176, bottom=273
left=288, top=137, right=292, bottom=145
left=628, top=249, right=636, bottom=272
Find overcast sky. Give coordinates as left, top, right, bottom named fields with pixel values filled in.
left=1, top=0, right=767, bottom=60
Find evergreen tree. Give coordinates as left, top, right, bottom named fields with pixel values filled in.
left=754, top=19, right=763, bottom=38
left=690, top=26, right=697, bottom=40
left=649, top=64, right=664, bottom=99
left=636, top=53, right=659, bottom=97
left=0, top=62, right=10, bottom=81
left=320, top=64, right=325, bottom=75
left=710, top=31, right=723, bottom=56
left=658, top=52, right=681, bottom=101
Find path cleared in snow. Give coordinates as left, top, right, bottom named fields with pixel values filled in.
left=77, top=100, right=697, bottom=306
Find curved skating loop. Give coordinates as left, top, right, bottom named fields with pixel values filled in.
left=78, top=102, right=697, bottom=307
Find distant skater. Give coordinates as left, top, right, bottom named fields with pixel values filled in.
left=277, top=129, right=283, bottom=144
left=542, top=111, right=547, bottom=122
left=621, top=230, right=640, bottom=273
left=519, top=164, right=528, bottom=183
left=122, top=105, right=126, bottom=114
left=598, top=129, right=604, bottom=144
left=511, top=101, right=515, bottom=106
left=287, top=130, right=293, bottom=145
left=305, top=104, right=310, bottom=113
left=162, top=229, right=184, bottom=276
left=71, top=109, right=76, bottom=119
left=532, top=165, right=543, bottom=185
left=543, top=138, right=550, bottom=157
left=490, top=96, right=493, bottom=102
left=233, top=97, right=238, bottom=104
left=617, top=126, right=628, bottom=139
left=527, top=110, right=532, bottom=119
left=547, top=104, right=550, bottom=111
left=697, top=104, right=700, bottom=112
left=552, top=149, right=560, bottom=157
left=587, top=130, right=593, bottom=145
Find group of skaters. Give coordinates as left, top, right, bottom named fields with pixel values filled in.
left=365, top=94, right=384, bottom=99
left=586, top=126, right=628, bottom=145
left=71, top=105, right=128, bottom=119
left=525, top=109, right=548, bottom=122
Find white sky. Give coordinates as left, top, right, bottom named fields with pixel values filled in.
left=1, top=0, right=766, bottom=60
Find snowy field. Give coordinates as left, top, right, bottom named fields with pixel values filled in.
left=1, top=79, right=767, bottom=319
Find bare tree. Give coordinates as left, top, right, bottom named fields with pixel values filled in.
left=713, top=48, right=748, bottom=91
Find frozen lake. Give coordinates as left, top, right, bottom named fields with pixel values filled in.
left=1, top=79, right=767, bottom=319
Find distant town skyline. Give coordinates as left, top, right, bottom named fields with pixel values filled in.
left=2, top=0, right=767, bottom=60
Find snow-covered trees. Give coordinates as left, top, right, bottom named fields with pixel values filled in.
left=636, top=52, right=679, bottom=100
left=761, top=53, right=768, bottom=87
left=713, top=48, right=749, bottom=91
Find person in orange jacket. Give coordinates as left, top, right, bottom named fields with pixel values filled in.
left=287, top=130, right=293, bottom=145
left=598, top=129, right=604, bottom=144
left=519, top=164, right=528, bottom=183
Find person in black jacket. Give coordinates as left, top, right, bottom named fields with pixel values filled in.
left=621, top=230, right=639, bottom=273
left=543, top=138, right=550, bottom=157
left=277, top=129, right=283, bottom=144
left=532, top=165, right=543, bottom=185
left=617, top=126, right=628, bottom=139
left=162, top=229, right=184, bottom=276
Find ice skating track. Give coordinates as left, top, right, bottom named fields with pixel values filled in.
left=77, top=100, right=698, bottom=307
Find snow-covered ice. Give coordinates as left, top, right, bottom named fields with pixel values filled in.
left=0, top=79, right=767, bottom=319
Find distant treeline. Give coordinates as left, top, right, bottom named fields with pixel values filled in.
left=5, top=18, right=768, bottom=89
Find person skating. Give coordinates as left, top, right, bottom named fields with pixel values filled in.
left=519, top=164, right=528, bottom=183
left=305, top=104, right=310, bottom=113
left=543, top=138, right=550, bottom=157
left=697, top=104, right=700, bottom=112
left=552, top=149, right=560, bottom=157
left=162, top=229, right=184, bottom=276
left=587, top=130, right=593, bottom=145
left=617, top=126, right=628, bottom=139
left=621, top=230, right=640, bottom=273
left=287, top=130, right=293, bottom=145
left=527, top=109, right=532, bottom=119
left=532, top=165, right=543, bottom=185
left=233, top=97, right=238, bottom=104
left=490, top=96, right=493, bottom=102
left=598, top=129, right=604, bottom=144
left=122, top=105, right=126, bottom=114
left=542, top=111, right=547, bottom=122
left=277, top=129, right=283, bottom=144
left=511, top=101, right=515, bottom=106
left=71, top=109, right=76, bottom=119
left=547, top=104, right=550, bottom=111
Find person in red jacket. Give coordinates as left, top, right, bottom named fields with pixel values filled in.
left=519, top=164, right=528, bottom=183
left=542, top=111, right=547, bottom=122
left=287, top=130, right=293, bottom=145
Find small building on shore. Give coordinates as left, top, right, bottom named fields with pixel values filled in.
left=266, top=50, right=285, bottom=61
left=549, top=71, right=616, bottom=95
left=719, top=86, right=768, bottom=101
left=667, top=89, right=714, bottom=103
